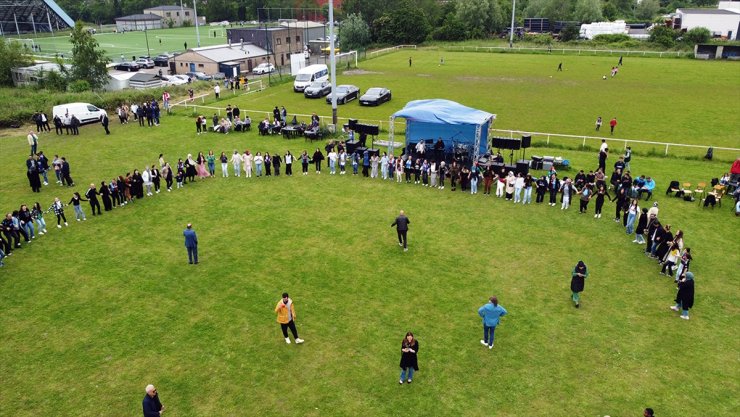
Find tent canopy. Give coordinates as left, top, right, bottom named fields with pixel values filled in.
left=391, top=99, right=495, bottom=158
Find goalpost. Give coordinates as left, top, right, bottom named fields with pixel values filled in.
left=9, top=38, right=37, bottom=51
left=208, top=28, right=226, bottom=38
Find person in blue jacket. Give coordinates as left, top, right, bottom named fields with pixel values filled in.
left=142, top=384, right=164, bottom=417
left=478, top=296, right=508, bottom=349
left=183, top=223, right=198, bottom=264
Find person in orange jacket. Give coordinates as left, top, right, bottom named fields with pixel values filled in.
left=275, top=292, right=304, bottom=344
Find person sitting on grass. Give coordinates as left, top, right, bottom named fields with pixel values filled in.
left=639, top=176, right=656, bottom=200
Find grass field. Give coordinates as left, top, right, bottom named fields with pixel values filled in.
left=10, top=26, right=232, bottom=61
left=0, top=50, right=738, bottom=417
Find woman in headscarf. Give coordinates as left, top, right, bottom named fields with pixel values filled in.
left=671, top=272, right=694, bottom=320
left=570, top=261, right=588, bottom=308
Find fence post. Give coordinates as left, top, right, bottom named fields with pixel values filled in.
left=665, top=144, right=669, bottom=156
left=547, top=134, right=550, bottom=145
left=582, top=136, right=586, bottom=148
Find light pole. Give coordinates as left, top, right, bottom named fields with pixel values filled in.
left=328, top=0, right=337, bottom=126
left=144, top=28, right=151, bottom=57
left=193, top=0, right=201, bottom=47
left=509, top=0, right=516, bottom=49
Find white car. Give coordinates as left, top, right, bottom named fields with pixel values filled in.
left=135, top=57, right=154, bottom=69
left=252, top=63, right=275, bottom=75
left=164, top=74, right=189, bottom=86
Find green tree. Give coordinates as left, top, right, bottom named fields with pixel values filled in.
left=560, top=23, right=581, bottom=42
left=683, top=27, right=711, bottom=44
left=458, top=0, right=493, bottom=39
left=574, top=0, right=603, bottom=23
left=635, top=0, right=660, bottom=20
left=341, top=13, right=371, bottom=51
left=525, top=0, right=576, bottom=23
left=0, top=38, right=32, bottom=87
left=372, top=0, right=430, bottom=44
left=648, top=25, right=679, bottom=48
left=433, top=13, right=468, bottom=41
left=68, top=21, right=110, bottom=90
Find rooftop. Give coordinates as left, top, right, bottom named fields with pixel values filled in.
left=677, top=8, right=740, bottom=15
left=144, top=5, right=192, bottom=11
left=115, top=13, right=164, bottom=22
left=187, top=44, right=270, bottom=62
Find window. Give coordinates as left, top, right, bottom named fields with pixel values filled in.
left=180, top=62, right=184, bottom=67
left=185, top=11, right=190, bottom=16
left=176, top=12, right=180, bottom=17
left=296, top=36, right=300, bottom=42
left=166, top=12, right=171, bottom=17
left=286, top=37, right=291, bottom=44
left=276, top=38, right=281, bottom=45
left=198, top=64, right=204, bottom=68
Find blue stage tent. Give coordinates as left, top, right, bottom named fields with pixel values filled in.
left=388, top=99, right=496, bottom=160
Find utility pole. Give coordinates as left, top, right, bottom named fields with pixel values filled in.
left=329, top=0, right=337, bottom=126
left=193, top=0, right=201, bottom=47
left=509, top=0, right=516, bottom=49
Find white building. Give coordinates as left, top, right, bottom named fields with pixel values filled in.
left=673, top=8, right=740, bottom=40
left=579, top=21, right=628, bottom=40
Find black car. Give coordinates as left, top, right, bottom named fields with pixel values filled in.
left=326, top=84, right=360, bottom=105
left=115, top=62, right=140, bottom=72
left=153, top=54, right=174, bottom=67
left=304, top=80, right=332, bottom=98
left=359, top=87, right=392, bottom=106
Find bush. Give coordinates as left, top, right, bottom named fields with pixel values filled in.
left=523, top=33, right=554, bottom=45
left=683, top=27, right=711, bottom=45
left=560, top=24, right=581, bottom=42
left=68, top=80, right=90, bottom=93
left=592, top=34, right=631, bottom=44
left=649, top=25, right=679, bottom=48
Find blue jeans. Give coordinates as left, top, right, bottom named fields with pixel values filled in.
left=483, top=324, right=496, bottom=346
left=626, top=212, right=637, bottom=234
left=24, top=222, right=35, bottom=238
left=187, top=246, right=198, bottom=264
left=40, top=170, right=48, bottom=183
left=330, top=159, right=336, bottom=173
left=73, top=205, right=86, bottom=220
left=514, top=187, right=522, bottom=202
left=400, top=367, right=415, bottom=381
left=524, top=187, right=532, bottom=203
left=470, top=178, right=478, bottom=194
left=256, top=164, right=263, bottom=176
left=674, top=301, right=689, bottom=317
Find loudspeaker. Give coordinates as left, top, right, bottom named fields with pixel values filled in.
left=516, top=160, right=530, bottom=175
left=492, top=137, right=521, bottom=150
left=368, top=148, right=380, bottom=157
left=492, top=137, right=506, bottom=149
left=348, top=119, right=358, bottom=130
left=521, top=135, right=531, bottom=149
left=509, top=138, right=521, bottom=150
left=355, top=146, right=367, bottom=155
left=346, top=140, right=359, bottom=154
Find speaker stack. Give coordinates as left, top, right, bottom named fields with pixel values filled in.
left=491, top=137, right=521, bottom=150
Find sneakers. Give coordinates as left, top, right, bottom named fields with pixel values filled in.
left=407, top=379, right=412, bottom=383
left=680, top=315, right=690, bottom=320
left=489, top=344, right=493, bottom=349
left=594, top=214, right=598, bottom=218
left=295, top=338, right=304, bottom=344
left=285, top=338, right=291, bottom=344
left=57, top=224, right=62, bottom=229
left=398, top=242, right=403, bottom=247
left=403, top=248, right=408, bottom=252
left=632, top=240, right=638, bottom=243
left=670, top=306, right=679, bottom=311
left=480, top=340, right=487, bottom=346
left=399, top=380, right=404, bottom=385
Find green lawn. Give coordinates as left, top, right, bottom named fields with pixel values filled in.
left=0, top=50, right=738, bottom=417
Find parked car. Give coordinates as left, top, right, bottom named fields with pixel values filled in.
left=252, top=63, right=275, bottom=75
left=153, top=54, right=174, bottom=67
left=359, top=87, right=392, bottom=106
left=52, top=103, right=107, bottom=125
left=304, top=80, right=332, bottom=98
left=212, top=72, right=226, bottom=80
left=186, top=71, right=213, bottom=81
left=115, top=62, right=140, bottom=72
left=135, top=57, right=155, bottom=69
left=163, top=74, right=189, bottom=86
left=326, top=84, right=360, bottom=105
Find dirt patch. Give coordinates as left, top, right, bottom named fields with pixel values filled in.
left=344, top=69, right=383, bottom=76
left=417, top=74, right=432, bottom=77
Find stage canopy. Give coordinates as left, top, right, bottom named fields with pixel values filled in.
left=389, top=99, right=496, bottom=160
left=0, top=0, right=74, bottom=35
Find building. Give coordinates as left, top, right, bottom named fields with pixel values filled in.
left=170, top=43, right=270, bottom=77
left=115, top=13, right=164, bottom=31
left=672, top=7, right=740, bottom=40
left=143, top=5, right=205, bottom=27
left=279, top=20, right=326, bottom=46
left=11, top=61, right=70, bottom=87
left=0, top=0, right=74, bottom=35
left=226, top=27, right=304, bottom=67
left=128, top=72, right=163, bottom=89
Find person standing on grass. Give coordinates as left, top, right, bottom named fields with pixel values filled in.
left=100, top=113, right=110, bottom=135
left=478, top=296, right=507, bottom=349
left=557, top=62, right=562, bottom=71
left=595, top=116, right=602, bottom=132
left=142, top=384, right=165, bottom=417
left=214, top=84, right=220, bottom=99
left=391, top=210, right=410, bottom=252
left=85, top=184, right=101, bottom=216
left=275, top=292, right=304, bottom=344
left=609, top=117, right=617, bottom=135
left=671, top=271, right=695, bottom=320
left=571, top=261, right=588, bottom=308
left=399, top=332, right=419, bottom=384
left=183, top=223, right=198, bottom=264
left=68, top=192, right=87, bottom=221
left=27, top=131, right=39, bottom=156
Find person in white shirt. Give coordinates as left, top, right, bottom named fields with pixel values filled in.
left=214, top=84, right=221, bottom=99
left=599, top=139, right=608, bottom=153
left=415, top=140, right=425, bottom=155
left=328, top=150, right=338, bottom=174
left=230, top=151, right=242, bottom=177
left=142, top=168, right=153, bottom=196
left=242, top=151, right=253, bottom=178
left=513, top=173, right=525, bottom=203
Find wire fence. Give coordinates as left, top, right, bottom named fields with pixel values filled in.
left=438, top=45, right=692, bottom=58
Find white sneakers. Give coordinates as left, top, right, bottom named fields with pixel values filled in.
left=680, top=316, right=690, bottom=320
left=285, top=338, right=291, bottom=344
left=295, top=338, right=304, bottom=344
left=480, top=340, right=487, bottom=346
left=57, top=224, right=62, bottom=229
left=670, top=306, right=679, bottom=311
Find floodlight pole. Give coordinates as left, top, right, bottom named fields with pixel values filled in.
left=329, top=0, right=337, bottom=125
left=47, top=11, right=54, bottom=37
left=193, top=0, right=201, bottom=47
left=145, top=28, right=151, bottom=57
left=509, top=0, right=516, bottom=48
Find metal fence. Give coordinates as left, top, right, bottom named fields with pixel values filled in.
left=438, top=45, right=692, bottom=58
left=368, top=44, right=417, bottom=59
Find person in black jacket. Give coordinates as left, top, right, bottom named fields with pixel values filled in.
left=100, top=114, right=110, bottom=135
left=61, top=157, right=74, bottom=187
left=142, top=384, right=165, bottom=417
left=391, top=210, right=411, bottom=252
left=548, top=174, right=560, bottom=206
left=85, top=183, right=101, bottom=215
left=671, top=272, right=695, bottom=320
left=100, top=181, right=113, bottom=211
left=535, top=175, right=548, bottom=203
left=312, top=148, right=324, bottom=174
left=272, top=152, right=282, bottom=176
left=70, top=115, right=80, bottom=135
left=399, top=332, right=419, bottom=384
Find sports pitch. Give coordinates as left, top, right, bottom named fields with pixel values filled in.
left=0, top=50, right=738, bottom=417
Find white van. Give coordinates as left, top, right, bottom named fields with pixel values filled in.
left=293, top=64, right=329, bottom=92
left=52, top=103, right=108, bottom=124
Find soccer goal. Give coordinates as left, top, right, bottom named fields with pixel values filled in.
left=9, top=38, right=37, bottom=51
left=208, top=28, right=226, bottom=38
